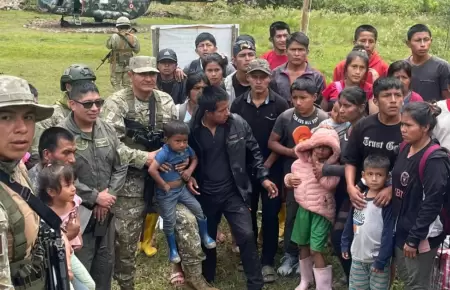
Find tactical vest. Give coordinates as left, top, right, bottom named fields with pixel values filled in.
left=123, top=91, right=165, bottom=151
left=112, top=33, right=135, bottom=66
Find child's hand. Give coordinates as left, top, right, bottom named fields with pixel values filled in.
left=163, top=183, right=171, bottom=193
left=181, top=169, right=193, bottom=182
left=313, top=161, right=324, bottom=180
left=342, top=252, right=350, bottom=260
left=289, top=174, right=302, bottom=188
left=371, top=266, right=383, bottom=273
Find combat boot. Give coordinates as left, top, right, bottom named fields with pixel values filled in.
left=186, top=275, right=220, bottom=290
left=197, top=218, right=216, bottom=249
left=140, top=213, right=158, bottom=257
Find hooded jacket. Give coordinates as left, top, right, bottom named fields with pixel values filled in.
left=291, top=127, right=341, bottom=222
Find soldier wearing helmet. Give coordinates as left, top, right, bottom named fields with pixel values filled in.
left=106, top=16, right=140, bottom=91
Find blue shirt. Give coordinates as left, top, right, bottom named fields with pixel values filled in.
left=155, top=144, right=195, bottom=182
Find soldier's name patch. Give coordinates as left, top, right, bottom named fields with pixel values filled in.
left=95, top=138, right=110, bottom=148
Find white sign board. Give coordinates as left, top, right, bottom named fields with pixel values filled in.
left=151, top=24, right=240, bottom=69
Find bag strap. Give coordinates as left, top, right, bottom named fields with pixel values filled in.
left=399, top=141, right=407, bottom=153
left=335, top=81, right=343, bottom=94
left=418, top=144, right=441, bottom=183
left=0, top=170, right=62, bottom=232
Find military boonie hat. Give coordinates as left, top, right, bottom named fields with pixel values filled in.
left=129, top=56, right=160, bottom=73
left=0, top=75, right=54, bottom=122
left=157, top=49, right=177, bottom=63
left=247, top=59, right=272, bottom=75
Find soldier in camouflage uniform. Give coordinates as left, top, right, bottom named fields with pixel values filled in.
left=106, top=16, right=140, bottom=91
left=101, top=56, right=216, bottom=290
left=29, top=64, right=96, bottom=167
left=0, top=75, right=55, bottom=289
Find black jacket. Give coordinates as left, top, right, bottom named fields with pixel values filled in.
left=189, top=111, right=269, bottom=203
left=156, top=76, right=187, bottom=105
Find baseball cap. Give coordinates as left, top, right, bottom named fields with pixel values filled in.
left=292, top=126, right=312, bottom=145
left=247, top=59, right=272, bottom=75
left=233, top=40, right=255, bottom=56
left=129, top=56, right=160, bottom=73
left=0, top=75, right=54, bottom=122
left=157, top=49, right=177, bottom=63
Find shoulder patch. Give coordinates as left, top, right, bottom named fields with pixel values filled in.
left=75, top=135, right=89, bottom=151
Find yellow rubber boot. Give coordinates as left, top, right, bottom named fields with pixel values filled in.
left=141, top=213, right=158, bottom=257
left=278, top=203, right=286, bottom=238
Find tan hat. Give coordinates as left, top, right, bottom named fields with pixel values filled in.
left=247, top=59, right=272, bottom=75
left=0, top=75, right=54, bottom=122
left=129, top=56, right=160, bottom=73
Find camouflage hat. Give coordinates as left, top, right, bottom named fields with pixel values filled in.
left=129, top=56, right=160, bottom=73
left=247, top=59, right=271, bottom=75
left=0, top=75, right=54, bottom=122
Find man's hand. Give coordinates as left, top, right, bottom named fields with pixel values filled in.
left=93, top=205, right=109, bottom=222
left=174, top=68, right=187, bottom=82
left=403, top=243, right=417, bottom=259
left=95, top=189, right=116, bottom=208
left=313, top=161, right=324, bottom=180
left=175, top=159, right=189, bottom=172
left=181, top=169, right=193, bottom=182
left=369, top=68, right=380, bottom=82
left=342, top=252, right=350, bottom=260
left=145, top=150, right=158, bottom=167
left=373, top=186, right=392, bottom=208
left=371, top=266, right=383, bottom=273
left=348, top=185, right=366, bottom=210
left=66, top=212, right=80, bottom=240
left=290, top=148, right=297, bottom=159
left=187, top=177, right=200, bottom=195
left=285, top=174, right=301, bottom=188
left=262, top=179, right=278, bottom=199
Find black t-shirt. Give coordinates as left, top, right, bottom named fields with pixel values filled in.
left=232, top=74, right=250, bottom=98
left=159, top=79, right=176, bottom=96
left=343, top=114, right=403, bottom=181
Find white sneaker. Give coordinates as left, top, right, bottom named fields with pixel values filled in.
left=277, top=254, right=299, bottom=276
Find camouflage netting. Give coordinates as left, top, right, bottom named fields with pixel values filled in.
left=0, top=0, right=25, bottom=10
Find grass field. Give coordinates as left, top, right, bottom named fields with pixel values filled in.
left=1, top=2, right=449, bottom=289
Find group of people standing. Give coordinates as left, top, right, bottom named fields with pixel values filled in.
left=1, top=16, right=450, bottom=290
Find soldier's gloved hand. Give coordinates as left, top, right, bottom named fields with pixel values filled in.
left=96, top=188, right=116, bottom=208
left=174, top=68, right=186, bottom=82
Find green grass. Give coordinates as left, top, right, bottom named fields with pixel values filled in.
left=0, top=3, right=446, bottom=288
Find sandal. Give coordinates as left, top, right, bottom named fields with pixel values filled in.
left=262, top=265, right=278, bottom=283
left=169, top=272, right=185, bottom=288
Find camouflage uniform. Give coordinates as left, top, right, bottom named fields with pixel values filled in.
left=0, top=75, right=55, bottom=289
left=106, top=17, right=140, bottom=91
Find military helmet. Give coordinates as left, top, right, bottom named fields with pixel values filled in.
left=60, top=64, right=96, bottom=91
left=116, top=16, right=131, bottom=27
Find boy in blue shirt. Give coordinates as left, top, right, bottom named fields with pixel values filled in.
left=149, top=120, right=216, bottom=263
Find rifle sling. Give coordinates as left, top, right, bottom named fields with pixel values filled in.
left=118, top=33, right=135, bottom=49
left=0, top=170, right=62, bottom=232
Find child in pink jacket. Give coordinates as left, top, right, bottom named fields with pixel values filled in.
left=285, top=126, right=341, bottom=290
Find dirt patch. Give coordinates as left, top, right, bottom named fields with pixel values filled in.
left=0, top=0, right=25, bottom=10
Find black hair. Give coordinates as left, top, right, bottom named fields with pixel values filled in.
left=344, top=50, right=369, bottom=76
left=269, top=21, right=290, bottom=39
left=338, top=86, right=367, bottom=107
left=197, top=85, right=229, bottom=113
left=69, top=82, right=100, bottom=100
left=38, top=127, right=75, bottom=160
left=290, top=75, right=318, bottom=95
left=38, top=161, right=75, bottom=205
left=201, top=53, right=228, bottom=79
left=372, top=77, right=403, bottom=99
left=186, top=72, right=208, bottom=99
left=387, top=60, right=412, bottom=78
left=29, top=84, right=38, bottom=101
left=352, top=44, right=366, bottom=52
left=236, top=34, right=256, bottom=46
left=402, top=102, right=442, bottom=134
left=363, top=154, right=390, bottom=171
left=195, top=32, right=216, bottom=48
left=286, top=32, right=309, bottom=49
left=354, top=24, right=378, bottom=41
left=407, top=24, right=432, bottom=41
left=163, top=120, right=190, bottom=138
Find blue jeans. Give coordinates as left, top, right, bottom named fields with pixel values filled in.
left=156, top=185, right=204, bottom=235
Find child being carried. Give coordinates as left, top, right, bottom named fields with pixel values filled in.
left=148, top=120, right=216, bottom=263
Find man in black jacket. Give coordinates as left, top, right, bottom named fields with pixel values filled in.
left=156, top=48, right=187, bottom=105
left=187, top=85, right=278, bottom=290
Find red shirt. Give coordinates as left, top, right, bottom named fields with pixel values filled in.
left=261, top=50, right=288, bottom=70
left=332, top=51, right=388, bottom=85
left=322, top=80, right=373, bottom=102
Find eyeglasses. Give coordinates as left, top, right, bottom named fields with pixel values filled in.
left=73, top=99, right=105, bottom=109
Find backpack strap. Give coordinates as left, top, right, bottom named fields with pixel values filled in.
left=335, top=81, right=343, bottom=94
left=418, top=144, right=441, bottom=183
left=399, top=141, right=408, bottom=153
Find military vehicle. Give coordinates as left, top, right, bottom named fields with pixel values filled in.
left=37, top=0, right=214, bottom=26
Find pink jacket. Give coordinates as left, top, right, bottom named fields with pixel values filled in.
left=291, top=127, right=341, bottom=222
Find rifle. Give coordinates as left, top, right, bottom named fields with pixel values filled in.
left=96, top=51, right=111, bottom=71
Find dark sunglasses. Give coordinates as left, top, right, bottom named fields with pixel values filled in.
left=73, top=99, right=105, bottom=109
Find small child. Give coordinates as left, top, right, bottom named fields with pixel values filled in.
left=38, top=162, right=95, bottom=290
left=341, top=155, right=394, bottom=290
left=284, top=127, right=341, bottom=290
left=319, top=101, right=350, bottom=139
left=148, top=120, right=216, bottom=263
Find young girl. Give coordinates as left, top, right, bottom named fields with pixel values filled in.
left=319, top=101, right=350, bottom=139
left=285, top=127, right=341, bottom=290
left=321, top=50, right=373, bottom=112
left=177, top=72, right=208, bottom=123
left=202, top=52, right=227, bottom=88
left=387, top=60, right=423, bottom=107
left=38, top=162, right=96, bottom=290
